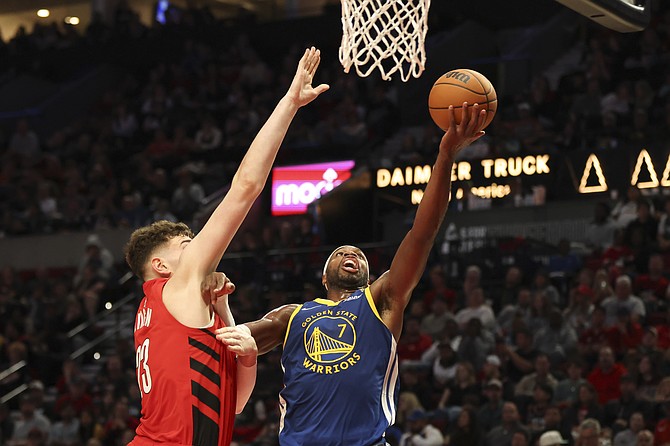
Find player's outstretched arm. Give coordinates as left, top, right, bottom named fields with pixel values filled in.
left=164, top=48, right=329, bottom=326
left=371, top=103, right=486, bottom=339
left=220, top=304, right=299, bottom=355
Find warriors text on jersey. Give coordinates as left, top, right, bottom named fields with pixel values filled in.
left=129, top=278, right=237, bottom=446
left=279, top=287, right=399, bottom=446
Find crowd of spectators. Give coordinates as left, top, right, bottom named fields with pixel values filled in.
left=3, top=1, right=670, bottom=446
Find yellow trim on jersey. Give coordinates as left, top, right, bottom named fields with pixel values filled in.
left=364, top=287, right=384, bottom=323
left=283, top=304, right=303, bottom=348
left=314, top=298, right=340, bottom=307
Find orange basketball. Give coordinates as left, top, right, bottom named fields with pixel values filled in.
left=428, top=69, right=498, bottom=131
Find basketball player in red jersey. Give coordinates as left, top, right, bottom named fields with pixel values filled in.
left=124, top=47, right=329, bottom=446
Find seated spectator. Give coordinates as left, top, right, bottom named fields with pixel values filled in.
left=397, top=317, right=433, bottom=364
left=54, top=378, right=93, bottom=417
left=421, top=265, right=457, bottom=313
left=528, top=291, right=553, bottom=334
left=554, top=358, right=587, bottom=407
left=612, top=411, right=645, bottom=446
left=654, top=401, right=670, bottom=446
left=497, top=287, right=532, bottom=336
left=484, top=402, right=525, bottom=446
left=633, top=354, right=661, bottom=402
left=606, top=307, right=643, bottom=356
left=49, top=402, right=79, bottom=446
left=538, top=430, right=569, bottom=446
left=194, top=116, right=222, bottom=151
left=623, top=200, right=658, bottom=252
left=537, top=406, right=571, bottom=446
left=492, top=265, right=524, bottom=311
left=604, top=374, right=652, bottom=434
left=636, top=429, right=654, bottom=446
left=515, top=353, right=558, bottom=399
left=399, top=409, right=443, bottom=446
left=562, top=383, right=603, bottom=436
left=10, top=395, right=51, bottom=444
left=524, top=382, right=554, bottom=435
left=477, top=379, right=504, bottom=432
left=533, top=309, right=578, bottom=363
left=420, top=340, right=458, bottom=387
left=455, top=287, right=495, bottom=333
left=601, top=275, right=645, bottom=326
left=499, top=328, right=539, bottom=384
left=588, top=347, right=627, bottom=404
left=584, top=202, right=617, bottom=251
left=547, top=239, right=582, bottom=291
left=532, top=269, right=562, bottom=307
left=578, top=306, right=610, bottom=366
left=564, top=285, right=595, bottom=333
left=611, top=186, right=641, bottom=229
left=438, top=361, right=482, bottom=417
left=575, top=418, right=602, bottom=446
left=457, top=318, right=495, bottom=371
left=444, top=406, right=481, bottom=446
left=457, top=265, right=482, bottom=307
left=170, top=167, right=205, bottom=222
left=420, top=296, right=455, bottom=340
left=634, top=253, right=669, bottom=313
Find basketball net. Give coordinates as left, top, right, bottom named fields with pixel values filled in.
left=339, top=0, right=430, bottom=82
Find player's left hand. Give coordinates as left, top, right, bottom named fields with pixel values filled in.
left=439, top=102, right=487, bottom=159
left=201, top=271, right=236, bottom=305
left=215, top=325, right=258, bottom=366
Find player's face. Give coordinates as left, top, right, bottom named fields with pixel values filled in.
left=323, top=246, right=369, bottom=289
left=157, top=236, right=191, bottom=274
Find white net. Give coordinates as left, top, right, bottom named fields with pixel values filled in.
left=339, top=0, right=430, bottom=82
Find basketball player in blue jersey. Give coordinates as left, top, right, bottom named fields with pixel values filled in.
left=214, top=103, right=487, bottom=445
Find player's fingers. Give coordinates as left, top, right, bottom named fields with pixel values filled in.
left=466, top=103, right=480, bottom=133
left=308, top=49, right=321, bottom=76
left=446, top=106, right=456, bottom=132
left=460, top=102, right=470, bottom=130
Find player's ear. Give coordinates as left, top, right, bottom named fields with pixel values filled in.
left=151, top=257, right=169, bottom=277
left=322, top=274, right=328, bottom=291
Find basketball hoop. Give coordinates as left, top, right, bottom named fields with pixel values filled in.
left=339, top=0, right=430, bottom=82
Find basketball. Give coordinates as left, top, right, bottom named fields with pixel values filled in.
left=428, top=69, right=498, bottom=131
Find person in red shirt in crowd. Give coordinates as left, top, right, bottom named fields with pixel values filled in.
left=605, top=307, right=643, bottom=356
left=397, top=316, right=433, bottom=363
left=654, top=401, right=670, bottom=446
left=422, top=265, right=457, bottom=313
left=578, top=306, right=611, bottom=365
left=54, top=377, right=93, bottom=417
left=634, top=253, right=669, bottom=317
left=587, top=346, right=627, bottom=405
left=600, top=229, right=633, bottom=274
left=654, top=308, right=670, bottom=349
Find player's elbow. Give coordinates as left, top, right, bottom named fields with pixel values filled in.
left=231, top=173, right=263, bottom=198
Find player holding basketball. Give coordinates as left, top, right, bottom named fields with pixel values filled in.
left=217, top=102, right=486, bottom=445
left=125, top=47, right=329, bottom=446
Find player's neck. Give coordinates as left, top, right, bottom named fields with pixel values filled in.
left=326, top=286, right=363, bottom=302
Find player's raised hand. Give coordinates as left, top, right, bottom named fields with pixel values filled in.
left=286, top=47, right=330, bottom=108
left=439, top=102, right=486, bottom=159
left=201, top=271, right=236, bottom=305
left=216, top=325, right=258, bottom=366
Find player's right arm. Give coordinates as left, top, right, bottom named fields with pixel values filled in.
left=163, top=48, right=329, bottom=327
left=219, top=304, right=299, bottom=355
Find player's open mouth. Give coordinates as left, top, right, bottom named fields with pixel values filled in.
left=342, top=259, right=359, bottom=273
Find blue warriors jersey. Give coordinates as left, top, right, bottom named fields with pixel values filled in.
left=279, top=287, right=399, bottom=446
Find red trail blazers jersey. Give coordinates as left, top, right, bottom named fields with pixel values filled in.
left=129, top=278, right=237, bottom=446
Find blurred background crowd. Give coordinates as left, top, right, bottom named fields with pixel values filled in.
left=2, top=0, right=670, bottom=445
